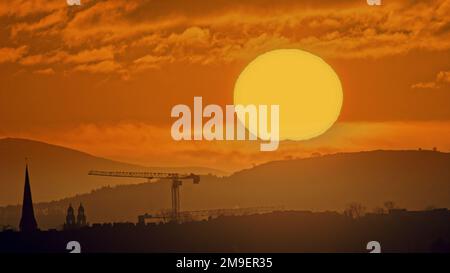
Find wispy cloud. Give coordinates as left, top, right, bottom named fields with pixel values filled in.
left=73, top=60, right=122, bottom=74
left=33, top=67, right=55, bottom=75
left=0, top=0, right=64, bottom=18
left=11, top=9, right=67, bottom=37
left=412, top=71, right=450, bottom=90
left=0, top=46, right=28, bottom=63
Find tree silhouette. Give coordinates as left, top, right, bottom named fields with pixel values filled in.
left=384, top=201, right=397, bottom=211
left=344, top=202, right=366, bottom=219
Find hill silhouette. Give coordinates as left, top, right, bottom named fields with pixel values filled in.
left=1, top=147, right=449, bottom=229
left=0, top=138, right=226, bottom=206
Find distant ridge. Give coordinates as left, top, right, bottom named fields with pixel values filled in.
left=0, top=138, right=227, bottom=206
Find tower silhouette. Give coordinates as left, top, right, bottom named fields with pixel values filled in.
left=77, top=203, right=87, bottom=226
left=64, top=203, right=87, bottom=229
left=65, top=204, right=76, bottom=228
left=19, top=164, right=38, bottom=232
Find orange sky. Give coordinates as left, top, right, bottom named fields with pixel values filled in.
left=0, top=0, right=450, bottom=171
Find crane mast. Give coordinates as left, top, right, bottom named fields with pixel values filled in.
left=88, top=170, right=200, bottom=221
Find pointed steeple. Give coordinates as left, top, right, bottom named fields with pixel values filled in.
left=19, top=163, right=38, bottom=232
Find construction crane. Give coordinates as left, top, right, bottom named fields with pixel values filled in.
left=88, top=170, right=200, bottom=221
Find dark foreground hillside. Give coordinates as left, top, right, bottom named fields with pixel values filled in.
left=1, top=209, right=449, bottom=253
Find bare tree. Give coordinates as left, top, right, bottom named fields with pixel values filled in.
left=344, top=202, right=366, bottom=219
left=384, top=201, right=397, bottom=211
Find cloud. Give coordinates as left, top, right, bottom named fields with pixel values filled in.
left=2, top=0, right=450, bottom=76
left=33, top=68, right=55, bottom=75
left=19, top=50, right=67, bottom=66
left=18, top=47, right=118, bottom=75
left=11, top=9, right=67, bottom=37
left=65, top=46, right=115, bottom=64
left=437, top=71, right=450, bottom=83
left=73, top=60, right=122, bottom=74
left=0, top=46, right=28, bottom=63
left=412, top=71, right=450, bottom=89
left=133, top=55, right=175, bottom=71
left=411, top=82, right=439, bottom=90
left=0, top=0, right=64, bottom=18
left=56, top=0, right=450, bottom=60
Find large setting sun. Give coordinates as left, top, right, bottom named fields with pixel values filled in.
left=234, top=49, right=343, bottom=141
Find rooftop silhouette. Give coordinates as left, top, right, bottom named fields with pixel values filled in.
left=1, top=209, right=449, bottom=253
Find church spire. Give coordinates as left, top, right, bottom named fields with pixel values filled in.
left=19, top=163, right=38, bottom=232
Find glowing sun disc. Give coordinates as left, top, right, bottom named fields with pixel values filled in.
left=234, top=49, right=343, bottom=141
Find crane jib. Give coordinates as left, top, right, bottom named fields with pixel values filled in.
left=88, top=170, right=199, bottom=181
left=87, top=170, right=200, bottom=223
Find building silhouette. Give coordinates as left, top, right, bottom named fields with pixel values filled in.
left=77, top=203, right=87, bottom=226
left=19, top=164, right=38, bottom=232
left=65, top=204, right=76, bottom=229
left=64, top=203, right=87, bottom=230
